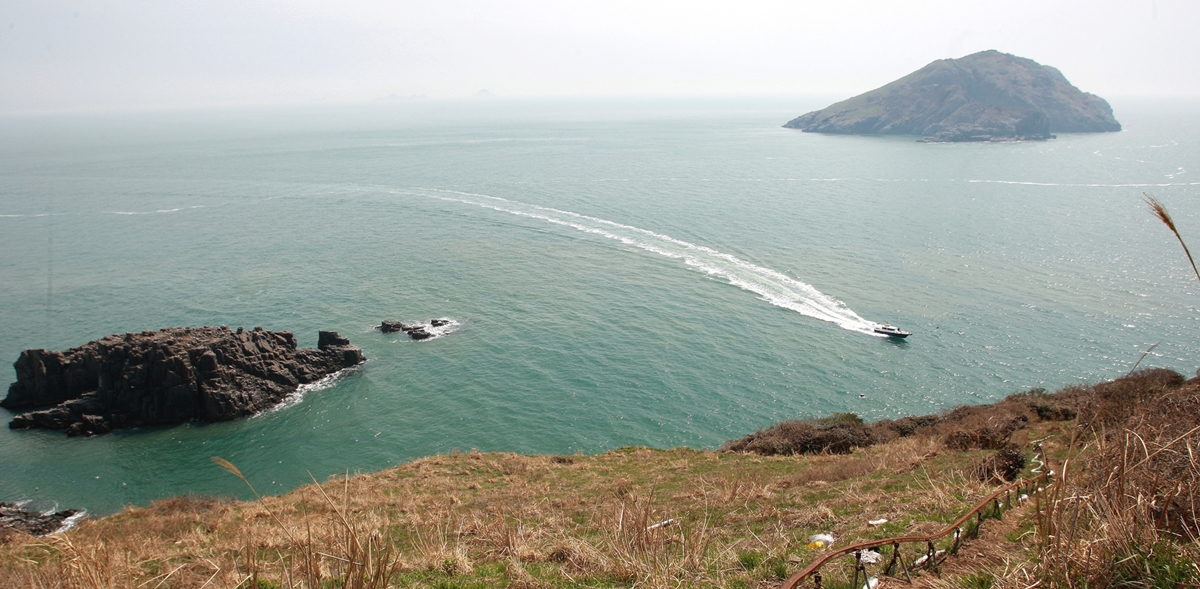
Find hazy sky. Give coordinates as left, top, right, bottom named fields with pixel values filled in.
left=2, top=0, right=1197, bottom=113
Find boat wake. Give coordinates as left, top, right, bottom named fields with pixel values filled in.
left=383, top=187, right=881, bottom=336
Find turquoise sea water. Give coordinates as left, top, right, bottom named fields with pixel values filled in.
left=1, top=96, right=1198, bottom=515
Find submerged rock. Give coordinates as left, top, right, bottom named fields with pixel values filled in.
left=784, top=50, right=1119, bottom=142
left=3, top=327, right=364, bottom=435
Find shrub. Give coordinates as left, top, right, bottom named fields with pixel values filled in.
left=972, top=444, right=1026, bottom=483
left=721, top=416, right=873, bottom=456
left=943, top=415, right=1029, bottom=451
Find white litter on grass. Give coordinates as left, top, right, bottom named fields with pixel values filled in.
left=867, top=518, right=888, bottom=526
left=860, top=550, right=882, bottom=564
left=807, top=533, right=835, bottom=549
left=912, top=550, right=946, bottom=567
left=646, top=518, right=676, bottom=531
left=862, top=577, right=879, bottom=589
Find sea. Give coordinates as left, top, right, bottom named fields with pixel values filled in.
left=1, top=95, right=1198, bottom=516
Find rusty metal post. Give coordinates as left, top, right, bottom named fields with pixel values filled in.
left=883, top=542, right=899, bottom=577
left=897, top=543, right=913, bottom=583
left=813, top=570, right=822, bottom=589
left=851, top=550, right=863, bottom=589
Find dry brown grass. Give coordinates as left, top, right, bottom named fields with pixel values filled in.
left=0, top=431, right=1035, bottom=589
left=1036, top=372, right=1200, bottom=587
left=19, top=371, right=1200, bottom=588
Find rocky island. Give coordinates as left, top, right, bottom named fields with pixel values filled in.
left=2, top=327, right=364, bottom=435
left=785, top=50, right=1120, bottom=142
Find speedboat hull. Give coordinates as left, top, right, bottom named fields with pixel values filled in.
left=874, top=325, right=911, bottom=338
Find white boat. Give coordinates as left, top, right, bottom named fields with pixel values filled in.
left=874, top=324, right=911, bottom=338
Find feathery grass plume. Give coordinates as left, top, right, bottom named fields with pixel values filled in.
left=1125, top=341, right=1160, bottom=377
left=1144, top=193, right=1200, bottom=283
left=210, top=456, right=245, bottom=482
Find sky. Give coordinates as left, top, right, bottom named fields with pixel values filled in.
left=2, top=0, right=1198, bottom=113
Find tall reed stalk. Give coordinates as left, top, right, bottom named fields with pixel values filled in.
left=1144, top=193, right=1200, bottom=283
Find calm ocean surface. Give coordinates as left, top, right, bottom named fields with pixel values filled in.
left=1, top=96, right=1198, bottom=515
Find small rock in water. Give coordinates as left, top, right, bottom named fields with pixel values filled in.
left=0, top=502, right=80, bottom=537
left=378, top=318, right=456, bottom=341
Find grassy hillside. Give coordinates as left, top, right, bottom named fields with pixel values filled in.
left=2, top=369, right=1198, bottom=588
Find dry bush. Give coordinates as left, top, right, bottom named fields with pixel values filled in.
left=722, top=413, right=874, bottom=456
left=972, top=444, right=1026, bottom=483
left=725, top=386, right=1081, bottom=458
left=1072, top=367, right=1186, bottom=431
left=1038, top=372, right=1200, bottom=587
left=870, top=414, right=942, bottom=442
left=944, top=415, right=1029, bottom=451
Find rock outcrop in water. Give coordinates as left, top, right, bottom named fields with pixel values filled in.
left=784, top=50, right=1120, bottom=142
left=0, top=502, right=80, bottom=537
left=2, top=327, right=364, bottom=436
left=376, top=318, right=454, bottom=341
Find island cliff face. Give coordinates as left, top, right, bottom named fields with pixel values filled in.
left=2, top=327, right=364, bottom=435
left=785, top=50, right=1120, bottom=142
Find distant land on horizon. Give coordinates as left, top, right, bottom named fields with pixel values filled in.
left=785, top=50, right=1121, bottom=142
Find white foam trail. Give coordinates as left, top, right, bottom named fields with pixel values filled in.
left=966, top=179, right=1200, bottom=187
left=106, top=205, right=206, bottom=215
left=383, top=187, right=880, bottom=335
